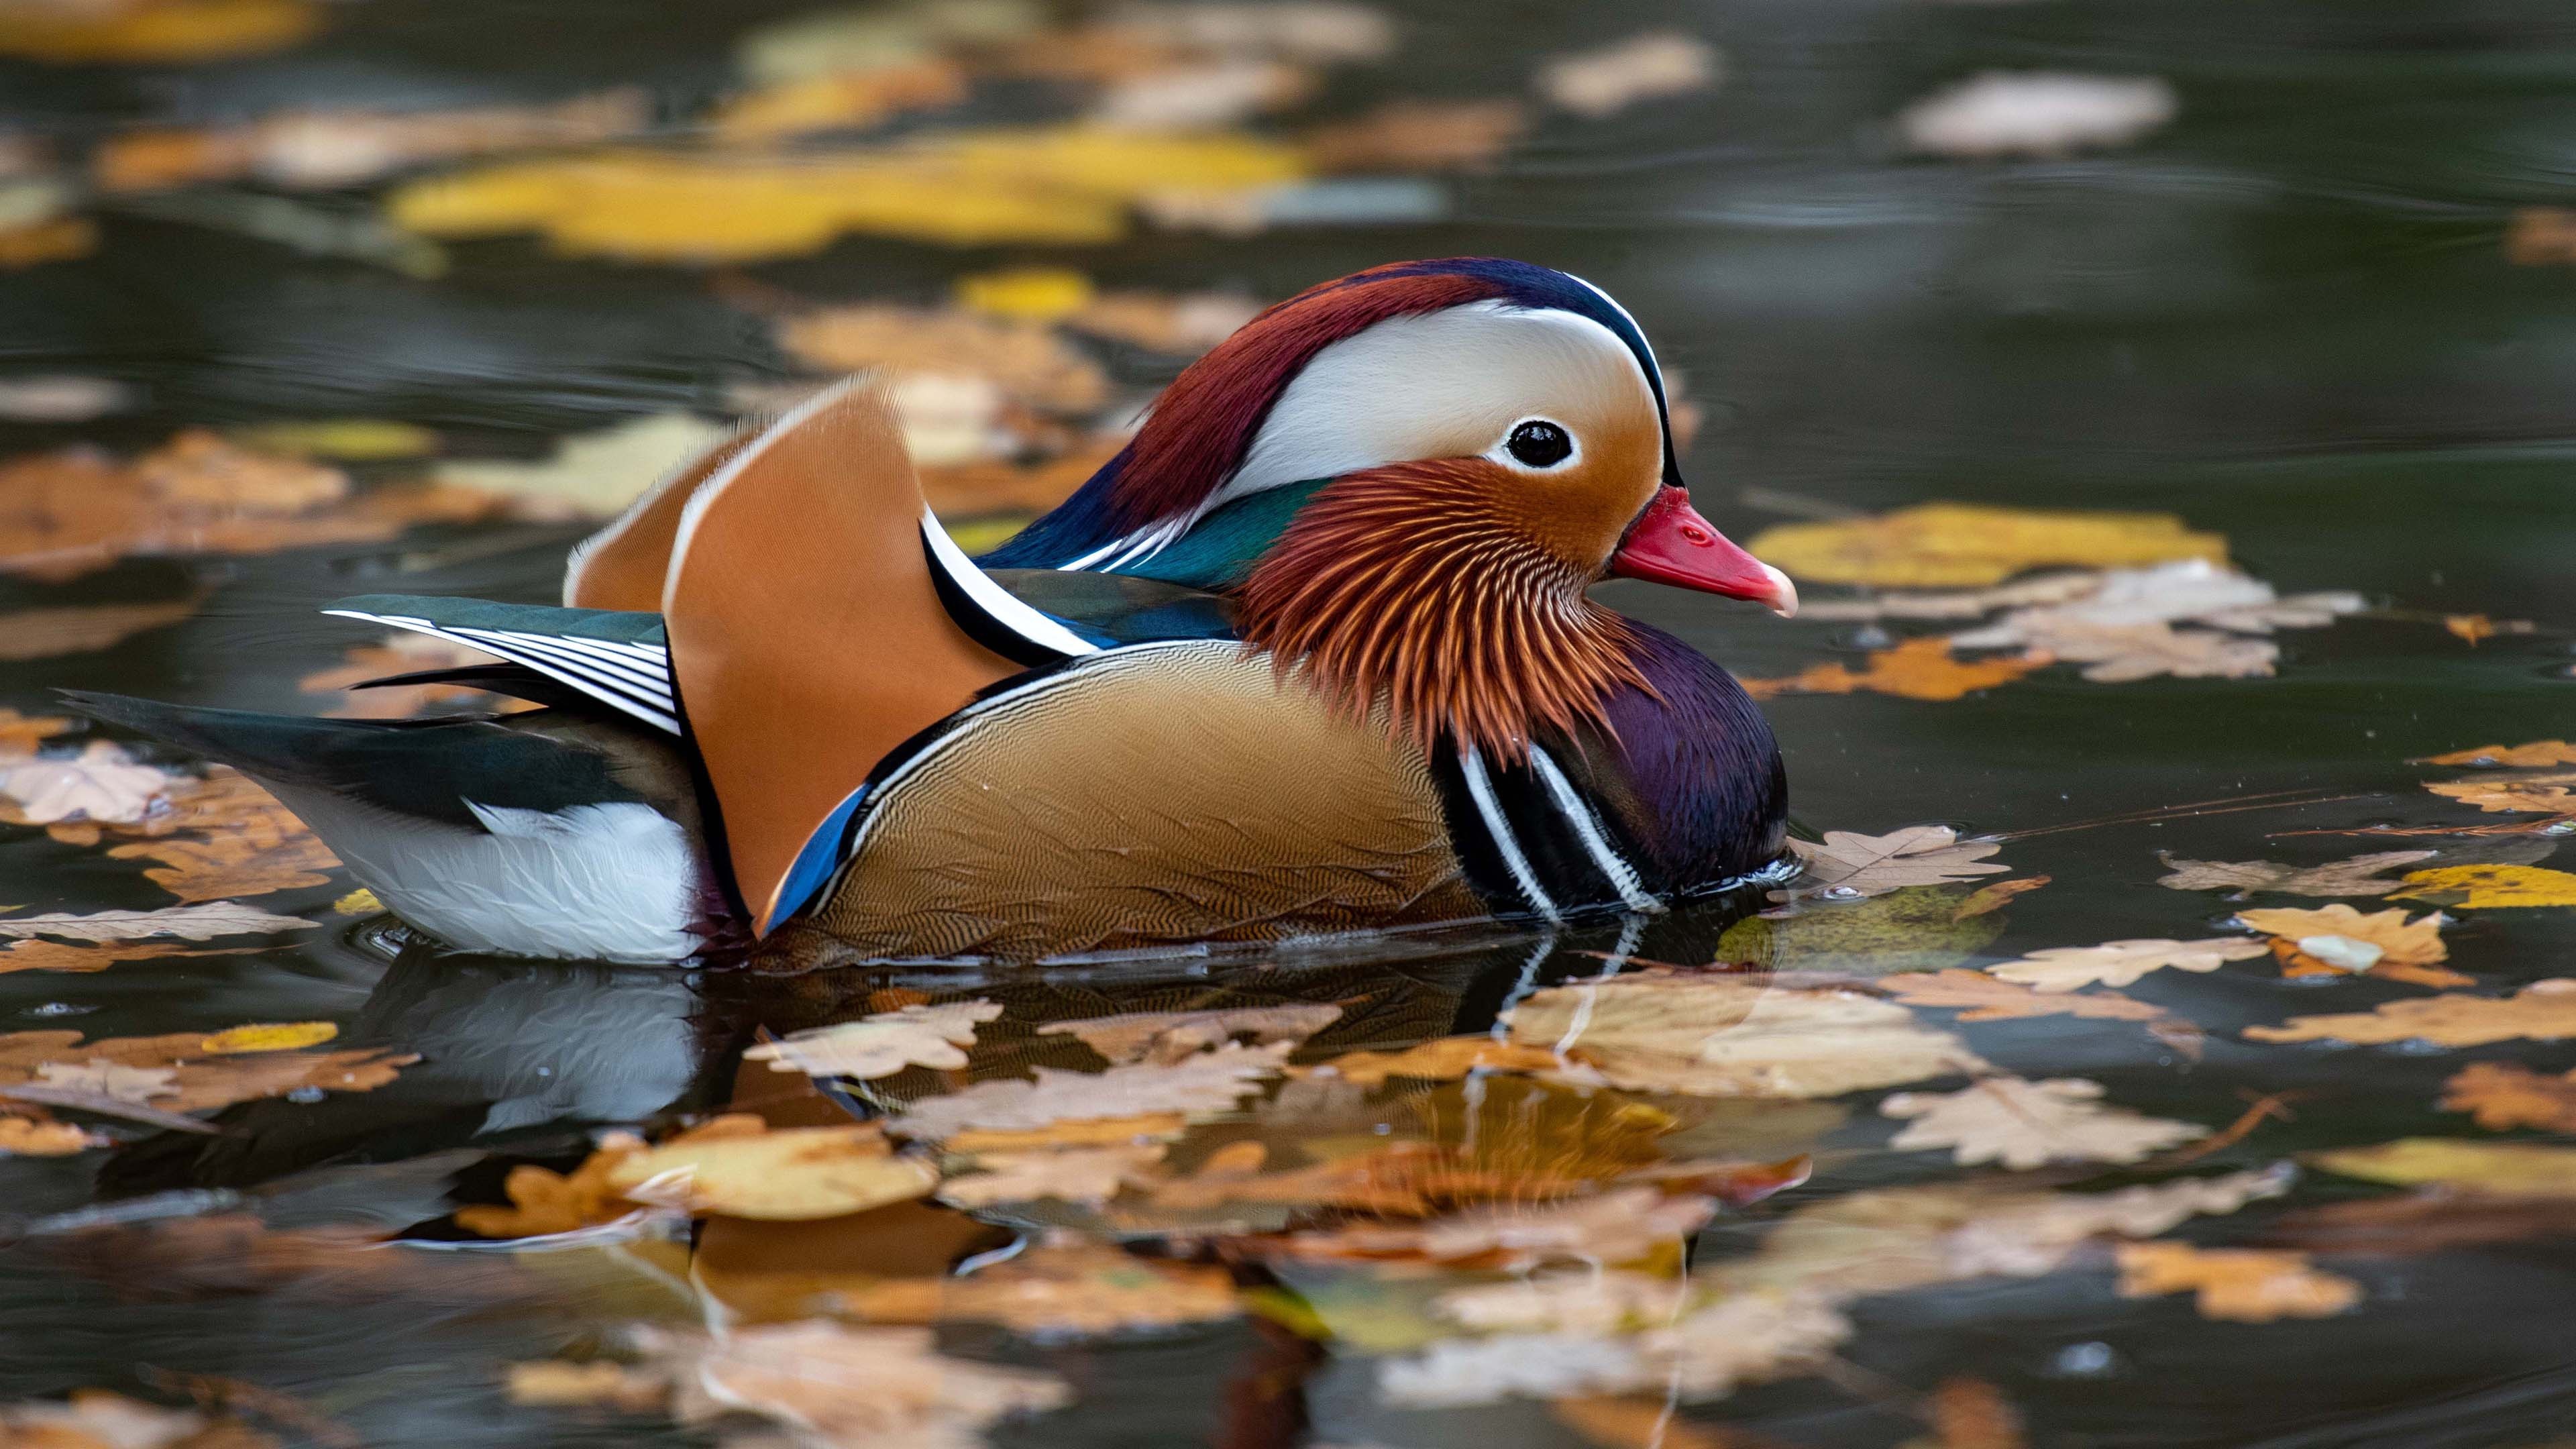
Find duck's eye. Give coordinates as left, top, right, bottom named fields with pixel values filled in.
left=1505, top=419, right=1574, bottom=469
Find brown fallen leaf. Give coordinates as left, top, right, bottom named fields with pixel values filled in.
left=1989, top=936, right=2269, bottom=991
left=747, top=1000, right=1002, bottom=1079
left=1782, top=826, right=2008, bottom=899
left=2155, top=850, right=2439, bottom=899
left=843, top=1236, right=1238, bottom=1336
left=99, top=89, right=650, bottom=192
left=1881, top=1077, right=2206, bottom=1169
left=1146, top=1137, right=1595, bottom=1218
left=935, top=1142, right=1167, bottom=1208
left=0, top=1026, right=412, bottom=1116
left=0, top=214, right=97, bottom=269
left=2441, top=1061, right=2576, bottom=1132
left=608, top=1117, right=937, bottom=1221
left=0, top=592, right=205, bottom=663
left=1907, top=1377, right=2027, bottom=1449
left=1880, top=969, right=2165, bottom=1023
left=2112, top=1242, right=2360, bottom=1322
left=0, top=708, right=74, bottom=757
left=0, top=900, right=310, bottom=943
left=1506, top=970, right=1988, bottom=1099
left=2420, top=740, right=2576, bottom=767
left=456, top=1134, right=648, bottom=1238
left=1040, top=1003, right=1340, bottom=1065
left=1742, top=638, right=2053, bottom=702
left=651, top=1322, right=1069, bottom=1443
left=1266, top=1185, right=1717, bottom=1269
left=1303, top=99, right=1528, bottom=172
left=1951, top=875, right=2049, bottom=920
left=774, top=304, right=1112, bottom=414
left=101, top=767, right=339, bottom=900
left=889, top=1040, right=1289, bottom=1142
left=2245, top=979, right=2576, bottom=1046
left=0, top=1112, right=103, bottom=1155
left=1303, top=1034, right=1565, bottom=1085
left=2234, top=904, right=2461, bottom=987
left=2426, top=771, right=2576, bottom=814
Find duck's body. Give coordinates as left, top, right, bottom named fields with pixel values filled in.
left=75, top=259, right=1795, bottom=967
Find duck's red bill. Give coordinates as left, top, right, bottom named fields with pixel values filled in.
left=1608, top=486, right=1799, bottom=617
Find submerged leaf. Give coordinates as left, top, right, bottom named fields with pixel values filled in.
left=2155, top=851, right=2439, bottom=899
left=1881, top=1077, right=2206, bottom=1169
left=0, top=594, right=205, bottom=663
left=2114, top=1242, right=2359, bottom=1322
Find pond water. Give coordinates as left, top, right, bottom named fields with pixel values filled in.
left=5, top=1, right=2576, bottom=1446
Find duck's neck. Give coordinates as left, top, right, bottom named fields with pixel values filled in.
left=1236, top=460, right=1650, bottom=761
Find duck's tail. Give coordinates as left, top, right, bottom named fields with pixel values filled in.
left=61, top=692, right=726, bottom=965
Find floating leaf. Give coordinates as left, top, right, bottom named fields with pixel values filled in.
left=2155, top=850, right=2438, bottom=899
left=1908, top=1379, right=2029, bottom=1449
left=2310, top=1138, right=2576, bottom=1197
left=1784, top=826, right=2007, bottom=898
left=2114, top=1242, right=2359, bottom=1322
left=711, top=62, right=967, bottom=145
left=1536, top=32, right=1721, bottom=118
left=0, top=900, right=311, bottom=943
left=1269, top=1185, right=1715, bottom=1269
left=0, top=0, right=317, bottom=63
left=331, top=888, right=381, bottom=914
left=608, top=1117, right=937, bottom=1220
left=0, top=741, right=174, bottom=826
left=2420, top=741, right=2576, bottom=768
left=0, top=1114, right=103, bottom=1156
left=2441, top=1062, right=2576, bottom=1132
left=1990, top=937, right=2269, bottom=992
left=457, top=1134, right=648, bottom=1238
left=747, top=1000, right=1002, bottom=1079
left=199, top=1020, right=335, bottom=1054
left=1882, top=1077, right=2206, bottom=1169
left=1742, top=637, right=2053, bottom=702
left=97, top=90, right=649, bottom=193
left=1896, top=72, right=2178, bottom=159
left=102, top=767, right=339, bottom=900
left=891, top=1040, right=1289, bottom=1142
left=1880, top=969, right=2165, bottom=1022
left=1303, top=99, right=1527, bottom=172
left=1951, top=875, right=2049, bottom=919
left=0, top=938, right=258, bottom=975
left=1039, top=1003, right=1339, bottom=1065
left=2245, top=979, right=2576, bottom=1046
left=1380, top=1288, right=1846, bottom=1408
left=505, top=1361, right=667, bottom=1412
left=648, top=1322, right=1069, bottom=1444
left=1505, top=970, right=1988, bottom=1099
left=0, top=709, right=74, bottom=758
left=437, top=413, right=733, bottom=521
left=936, top=1142, right=1167, bottom=1207
left=841, top=1236, right=1239, bottom=1335
left=2425, top=771, right=2576, bottom=814
left=0, top=1389, right=274, bottom=1449
left=2234, top=904, right=2457, bottom=986
left=2392, top=864, right=2576, bottom=909
left=1748, top=504, right=2226, bottom=589
left=36, top=1059, right=177, bottom=1104
left=775, top=304, right=1110, bottom=413
left=226, top=419, right=439, bottom=461
left=1303, top=1034, right=1564, bottom=1085
left=0, top=1026, right=413, bottom=1115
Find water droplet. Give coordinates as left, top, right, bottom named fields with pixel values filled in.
left=286, top=1086, right=327, bottom=1104
left=23, top=1002, right=95, bottom=1018
left=1821, top=885, right=1864, bottom=901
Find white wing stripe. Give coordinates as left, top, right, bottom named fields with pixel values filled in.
left=1460, top=745, right=1560, bottom=923
left=919, top=510, right=1101, bottom=659
left=1529, top=745, right=1661, bottom=914
left=321, top=610, right=681, bottom=734
left=460, top=629, right=676, bottom=702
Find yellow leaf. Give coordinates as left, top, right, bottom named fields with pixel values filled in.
left=1746, top=503, right=2229, bottom=588
left=2245, top=978, right=2576, bottom=1046
left=2233, top=903, right=2449, bottom=967
left=0, top=0, right=315, bottom=64
left=2309, top=1137, right=2576, bottom=1197
left=227, top=419, right=438, bottom=461
left=605, top=1120, right=937, bottom=1220
left=955, top=267, right=1095, bottom=321
left=333, top=888, right=383, bottom=915
left=200, top=1020, right=337, bottom=1053
left=390, top=129, right=1306, bottom=261
left=2392, top=863, right=2576, bottom=908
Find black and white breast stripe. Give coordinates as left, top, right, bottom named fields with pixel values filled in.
left=1434, top=743, right=1664, bottom=921
left=323, top=610, right=682, bottom=735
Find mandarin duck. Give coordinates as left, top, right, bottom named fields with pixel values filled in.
left=72, top=259, right=1797, bottom=967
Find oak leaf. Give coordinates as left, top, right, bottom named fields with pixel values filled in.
left=1379, top=1288, right=1847, bottom=1408
left=889, top=1040, right=1289, bottom=1141
left=2154, top=850, right=2437, bottom=899
left=1505, top=970, right=1989, bottom=1098
left=457, top=1134, right=648, bottom=1238
left=103, top=767, right=339, bottom=900
left=1990, top=936, right=2267, bottom=991
left=1880, top=969, right=2165, bottom=1022
left=2113, top=1242, right=2360, bottom=1321
left=0, top=708, right=73, bottom=758
left=1040, top=1002, right=1340, bottom=1065
left=1784, top=826, right=2007, bottom=898
left=1881, top=1077, right=2206, bottom=1169
left=607, top=1119, right=936, bottom=1220
left=935, top=1142, right=1167, bottom=1208
left=747, top=1000, right=1002, bottom=1079
left=0, top=1026, right=413, bottom=1115
left=0, top=740, right=173, bottom=826
left=2424, top=771, right=2576, bottom=814
left=847, top=1236, right=1238, bottom=1336
left=2233, top=903, right=2456, bottom=985
left=1951, top=875, right=2049, bottom=919
left=2245, top=979, right=2576, bottom=1046
left=2442, top=1061, right=2576, bottom=1132
left=0, top=938, right=258, bottom=974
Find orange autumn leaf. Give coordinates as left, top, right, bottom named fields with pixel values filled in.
left=0, top=709, right=74, bottom=757
left=711, top=62, right=968, bottom=144
left=0, top=1026, right=413, bottom=1115
left=1951, top=875, right=2050, bottom=920
left=2420, top=741, right=2576, bottom=767
left=1305, top=1035, right=1566, bottom=1086
left=2424, top=771, right=2576, bottom=814
left=1741, top=638, right=2053, bottom=702
left=0, top=216, right=97, bottom=269
left=2112, top=1242, right=2359, bottom=1322
left=1915, top=1377, right=2028, bottom=1449
left=456, top=1134, right=648, bottom=1238
left=0, top=1113, right=103, bottom=1156
left=0, top=0, right=317, bottom=64
left=103, top=767, right=338, bottom=900
left=0, top=592, right=206, bottom=663
left=2246, top=978, right=2576, bottom=1046
left=2235, top=904, right=2453, bottom=985
left=1879, top=969, right=2165, bottom=1022
left=2442, top=1061, right=2576, bottom=1132
left=0, top=938, right=258, bottom=975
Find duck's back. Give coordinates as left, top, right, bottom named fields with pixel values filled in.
left=785, top=640, right=1484, bottom=962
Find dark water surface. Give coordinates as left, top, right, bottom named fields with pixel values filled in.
left=5, top=1, right=2576, bottom=1446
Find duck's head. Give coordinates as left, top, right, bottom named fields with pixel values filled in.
left=983, top=258, right=1795, bottom=757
